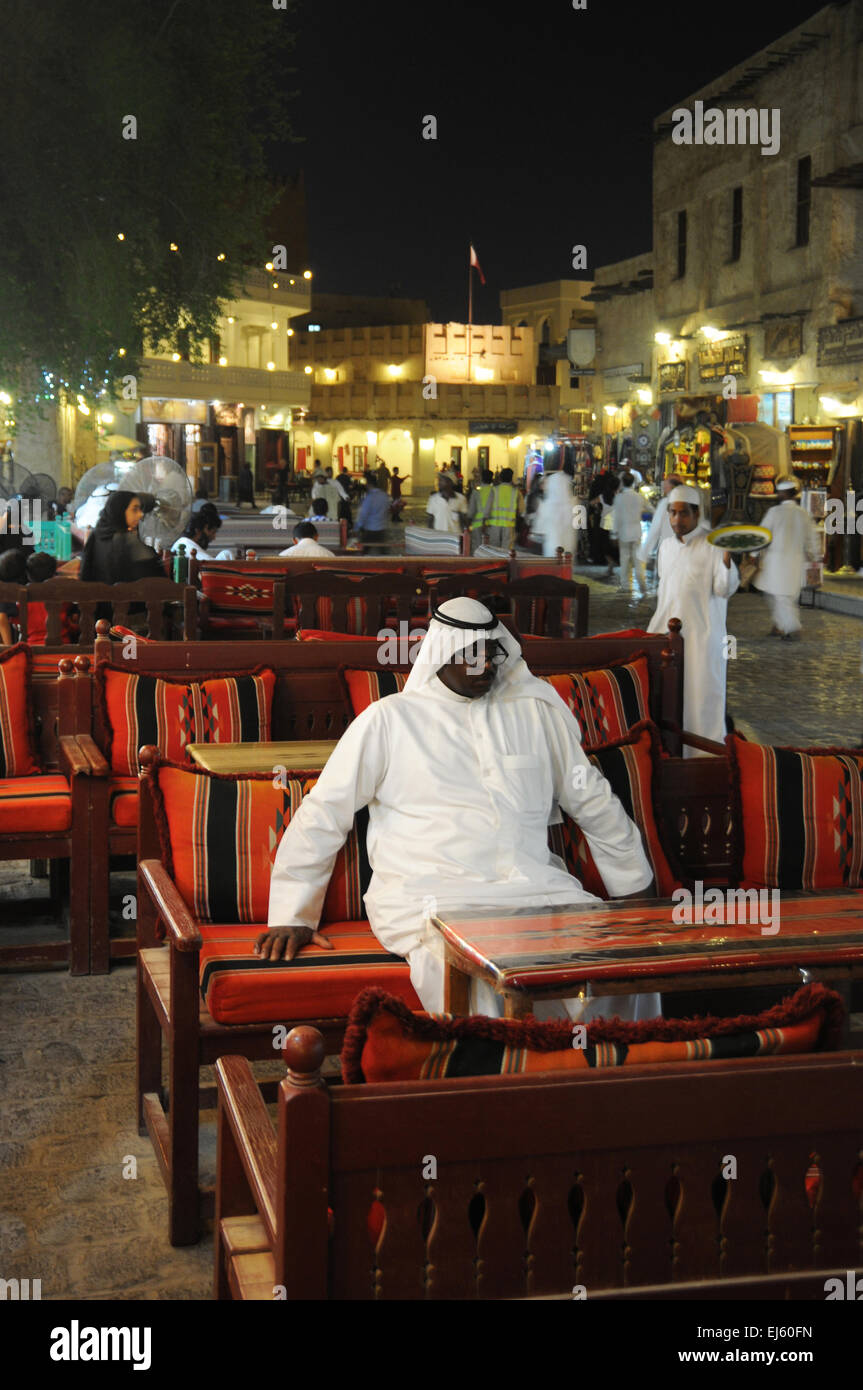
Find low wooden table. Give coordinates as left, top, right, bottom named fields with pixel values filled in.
left=186, top=739, right=338, bottom=774
left=432, top=891, right=863, bottom=1020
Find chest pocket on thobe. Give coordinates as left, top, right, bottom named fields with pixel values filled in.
left=499, top=753, right=549, bottom=816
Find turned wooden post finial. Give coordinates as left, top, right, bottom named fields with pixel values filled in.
left=74, top=654, right=91, bottom=673
left=58, top=658, right=74, bottom=677
left=139, top=745, right=159, bottom=776
left=283, top=1025, right=325, bottom=1086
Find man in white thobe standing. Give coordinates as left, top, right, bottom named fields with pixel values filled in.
left=611, top=472, right=648, bottom=596
left=755, top=479, right=820, bottom=641
left=536, top=461, right=576, bottom=561
left=259, top=596, right=659, bottom=1022
left=647, top=484, right=739, bottom=755
left=638, top=474, right=682, bottom=592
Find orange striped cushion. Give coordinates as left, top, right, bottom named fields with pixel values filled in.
left=109, top=776, right=139, bottom=828
left=200, top=920, right=420, bottom=1025
left=341, top=985, right=836, bottom=1083
left=153, top=763, right=369, bottom=925
left=729, top=735, right=863, bottom=890
left=542, top=656, right=650, bottom=750
left=0, top=775, right=71, bottom=832
left=99, top=666, right=275, bottom=775
left=546, top=722, right=677, bottom=898
left=0, top=644, right=40, bottom=777
left=342, top=669, right=409, bottom=716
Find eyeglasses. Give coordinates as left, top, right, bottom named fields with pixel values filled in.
left=459, top=640, right=507, bottom=669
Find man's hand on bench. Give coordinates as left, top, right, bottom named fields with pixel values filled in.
left=254, top=927, right=334, bottom=961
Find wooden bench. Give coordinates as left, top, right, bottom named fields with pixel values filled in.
left=214, top=1027, right=863, bottom=1299
left=0, top=577, right=196, bottom=646
left=434, top=573, right=590, bottom=638
left=0, top=656, right=93, bottom=972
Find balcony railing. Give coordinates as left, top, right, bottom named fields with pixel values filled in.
left=306, top=381, right=558, bottom=421
left=138, top=358, right=311, bottom=404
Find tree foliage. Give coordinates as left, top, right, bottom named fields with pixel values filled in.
left=0, top=0, right=300, bottom=408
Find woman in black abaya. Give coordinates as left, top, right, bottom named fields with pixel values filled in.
left=79, top=491, right=163, bottom=584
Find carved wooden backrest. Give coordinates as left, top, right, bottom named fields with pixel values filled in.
left=318, top=1056, right=863, bottom=1299
left=655, top=755, right=735, bottom=882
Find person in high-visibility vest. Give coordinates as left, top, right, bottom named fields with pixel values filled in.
left=467, top=468, right=494, bottom=551
left=486, top=468, right=523, bottom=549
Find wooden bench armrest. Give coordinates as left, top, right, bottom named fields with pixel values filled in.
left=57, top=734, right=92, bottom=778
left=73, top=733, right=110, bottom=776
left=658, top=719, right=728, bottom=757
left=216, top=1055, right=278, bottom=1244
left=139, top=858, right=203, bottom=950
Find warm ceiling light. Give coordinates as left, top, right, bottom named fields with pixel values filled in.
left=169, top=242, right=179, bottom=252
left=474, top=366, right=494, bottom=382
left=324, top=368, right=336, bottom=381
left=303, top=270, right=312, bottom=280
left=286, top=328, right=294, bottom=337
left=366, top=431, right=377, bottom=446
left=227, top=316, right=235, bottom=323
left=219, top=356, right=228, bottom=366
left=468, top=436, right=479, bottom=447
left=116, top=232, right=125, bottom=241
left=304, top=365, right=313, bottom=375
left=654, top=331, right=671, bottom=345
left=313, top=431, right=328, bottom=444
left=266, top=262, right=274, bottom=271
left=604, top=404, right=617, bottom=416
left=211, top=400, right=220, bottom=407
left=387, top=364, right=402, bottom=377
left=171, top=352, right=181, bottom=361
left=509, top=435, right=522, bottom=447
left=118, top=348, right=126, bottom=357
left=271, top=321, right=278, bottom=330
left=419, top=438, right=434, bottom=449
left=701, top=325, right=725, bottom=341
left=272, top=281, right=279, bottom=289
left=266, top=361, right=275, bottom=371
left=0, top=392, right=11, bottom=405
left=217, top=253, right=226, bottom=261
left=636, top=387, right=653, bottom=404
left=99, top=412, right=114, bottom=424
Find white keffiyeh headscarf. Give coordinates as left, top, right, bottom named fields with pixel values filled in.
left=401, top=596, right=563, bottom=710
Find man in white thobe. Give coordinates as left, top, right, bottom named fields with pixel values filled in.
left=536, top=462, right=576, bottom=561
left=638, top=474, right=681, bottom=592
left=611, top=473, right=647, bottom=596
left=259, top=596, right=659, bottom=1022
left=755, top=479, right=820, bottom=640
left=647, top=484, right=739, bottom=755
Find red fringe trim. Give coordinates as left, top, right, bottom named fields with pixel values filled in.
left=340, top=981, right=845, bottom=1084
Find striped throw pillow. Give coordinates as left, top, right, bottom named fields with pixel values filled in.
left=542, top=655, right=650, bottom=750
left=0, top=643, right=40, bottom=777
left=547, top=722, right=677, bottom=898
left=152, top=763, right=370, bottom=924
left=729, top=734, right=863, bottom=890
left=342, top=668, right=410, bottom=717
left=99, top=666, right=275, bottom=776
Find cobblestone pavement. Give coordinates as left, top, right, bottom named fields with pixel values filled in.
left=579, top=566, right=863, bottom=747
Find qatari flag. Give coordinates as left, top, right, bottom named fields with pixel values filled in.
left=469, top=244, right=486, bottom=285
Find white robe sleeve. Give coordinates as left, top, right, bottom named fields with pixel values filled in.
left=267, top=706, right=388, bottom=931
left=711, top=547, right=740, bottom=599
left=638, top=502, right=663, bottom=561
left=541, top=702, right=654, bottom=898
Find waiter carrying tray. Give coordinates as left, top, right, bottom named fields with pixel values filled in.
left=259, top=597, right=658, bottom=1021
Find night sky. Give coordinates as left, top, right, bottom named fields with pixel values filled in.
left=283, top=0, right=826, bottom=322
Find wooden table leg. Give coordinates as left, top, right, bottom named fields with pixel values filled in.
left=444, top=957, right=472, bottom=1015
left=503, top=990, right=533, bottom=1019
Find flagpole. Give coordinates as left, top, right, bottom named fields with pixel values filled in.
left=467, top=246, right=472, bottom=388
